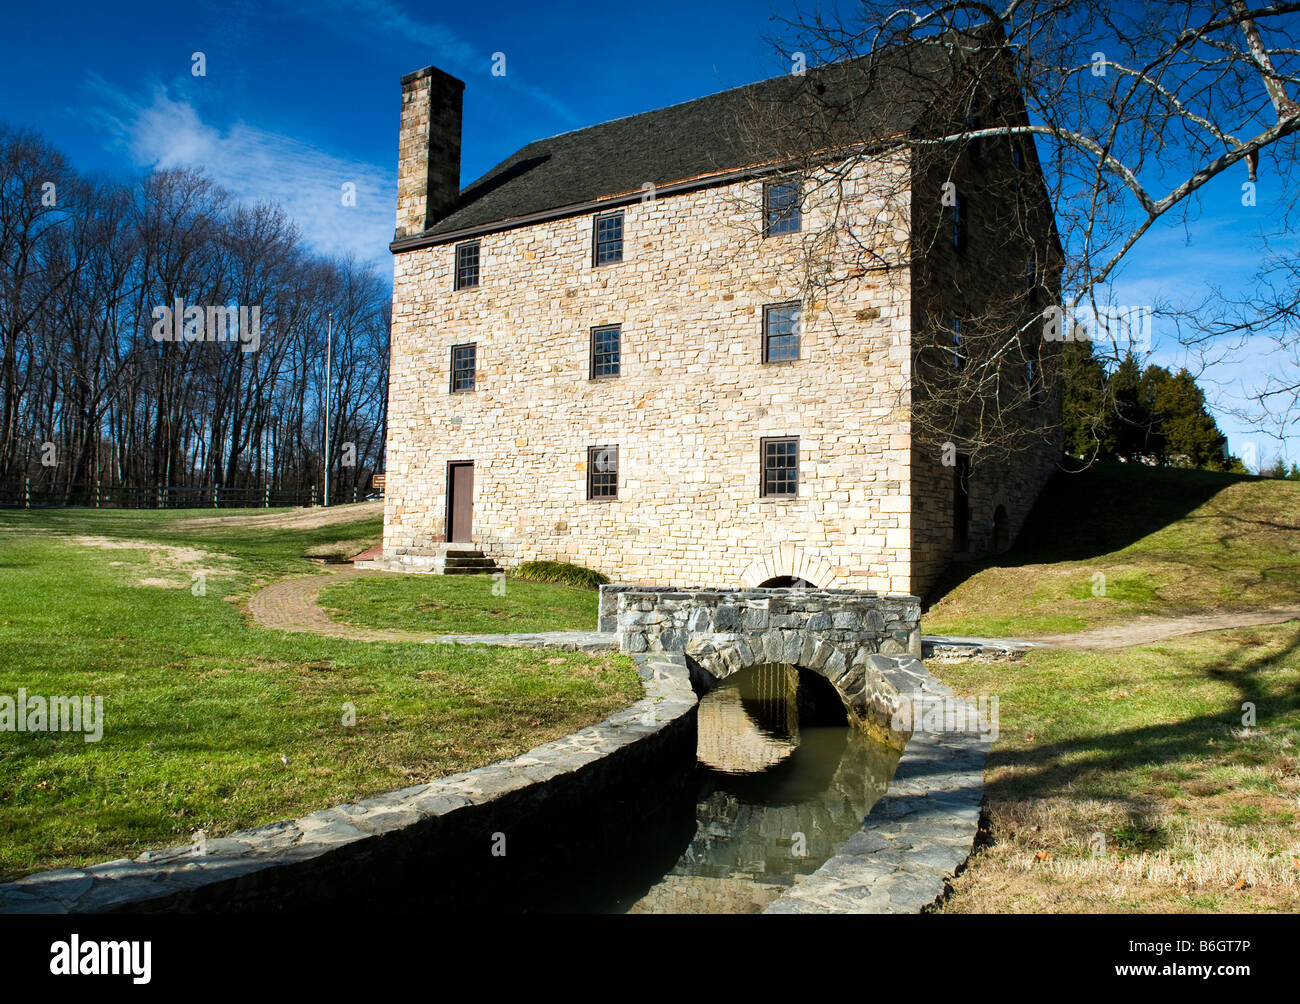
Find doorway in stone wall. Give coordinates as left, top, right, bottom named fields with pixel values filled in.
left=992, top=504, right=1008, bottom=553
left=447, top=461, right=474, bottom=543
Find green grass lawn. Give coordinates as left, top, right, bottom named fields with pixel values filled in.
left=0, top=506, right=640, bottom=880
left=925, top=464, right=1300, bottom=638
left=919, top=465, right=1300, bottom=912
left=935, top=623, right=1300, bottom=912
left=318, top=573, right=598, bottom=635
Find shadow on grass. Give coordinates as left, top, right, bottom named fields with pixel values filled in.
left=981, top=631, right=1300, bottom=814
left=923, top=462, right=1256, bottom=607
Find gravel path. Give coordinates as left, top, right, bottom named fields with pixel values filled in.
left=1025, top=607, right=1300, bottom=650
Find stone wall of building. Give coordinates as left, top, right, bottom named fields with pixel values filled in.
left=903, top=118, right=1064, bottom=599
left=384, top=160, right=922, bottom=592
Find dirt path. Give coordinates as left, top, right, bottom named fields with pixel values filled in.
left=1026, top=607, right=1300, bottom=650
left=248, top=566, right=432, bottom=643
left=176, top=500, right=383, bottom=531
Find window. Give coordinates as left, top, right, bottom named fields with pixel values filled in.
left=952, top=191, right=967, bottom=252
left=1013, top=147, right=1024, bottom=172
left=760, top=437, right=799, bottom=498
left=593, top=211, right=623, bottom=266
left=1025, top=252, right=1035, bottom=293
left=587, top=445, right=618, bottom=500
left=450, top=343, right=476, bottom=392
left=951, top=317, right=965, bottom=370
left=763, top=303, right=801, bottom=362
left=763, top=180, right=801, bottom=236
left=590, top=324, right=621, bottom=379
left=454, top=240, right=480, bottom=290
left=1026, top=341, right=1042, bottom=403
left=953, top=454, right=971, bottom=552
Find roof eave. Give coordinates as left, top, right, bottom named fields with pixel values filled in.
left=389, top=138, right=905, bottom=254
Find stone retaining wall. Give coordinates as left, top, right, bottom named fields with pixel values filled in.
left=0, top=638, right=987, bottom=915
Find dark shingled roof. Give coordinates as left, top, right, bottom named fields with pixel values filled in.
left=419, top=42, right=955, bottom=243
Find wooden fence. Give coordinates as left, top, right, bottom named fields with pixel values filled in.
left=0, top=479, right=382, bottom=510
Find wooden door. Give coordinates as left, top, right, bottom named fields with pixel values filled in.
left=448, top=463, right=474, bottom=542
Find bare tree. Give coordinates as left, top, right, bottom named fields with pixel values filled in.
left=0, top=125, right=393, bottom=505
left=0, top=125, right=77, bottom=481
left=734, top=1, right=1300, bottom=461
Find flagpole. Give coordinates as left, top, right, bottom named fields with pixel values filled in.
left=324, top=312, right=332, bottom=507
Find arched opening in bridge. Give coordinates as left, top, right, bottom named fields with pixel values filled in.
left=696, top=662, right=847, bottom=775
left=757, top=575, right=817, bottom=589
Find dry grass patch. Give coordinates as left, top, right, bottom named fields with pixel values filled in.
left=933, top=624, right=1300, bottom=913
left=303, top=537, right=380, bottom=561
left=942, top=796, right=1300, bottom=913
left=74, top=534, right=235, bottom=588
left=173, top=500, right=382, bottom=531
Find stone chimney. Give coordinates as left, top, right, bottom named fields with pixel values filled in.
left=395, top=65, right=465, bottom=240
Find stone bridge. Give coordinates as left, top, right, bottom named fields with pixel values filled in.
left=599, top=585, right=922, bottom=745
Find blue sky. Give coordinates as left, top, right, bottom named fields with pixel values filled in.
left=1, top=0, right=1294, bottom=466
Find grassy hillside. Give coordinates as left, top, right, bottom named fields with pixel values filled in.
left=926, top=464, right=1300, bottom=913
left=938, top=622, right=1300, bottom=913
left=924, top=464, right=1300, bottom=638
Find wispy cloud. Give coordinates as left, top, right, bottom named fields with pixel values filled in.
left=296, top=0, right=581, bottom=125
left=88, top=75, right=394, bottom=275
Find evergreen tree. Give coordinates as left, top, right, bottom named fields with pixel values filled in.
left=1108, top=353, right=1152, bottom=462
left=1061, top=340, right=1110, bottom=459
left=1060, top=347, right=1234, bottom=472
left=1137, top=365, right=1172, bottom=461
left=1151, top=368, right=1228, bottom=468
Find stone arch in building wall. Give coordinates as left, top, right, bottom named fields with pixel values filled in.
left=738, top=545, right=843, bottom=590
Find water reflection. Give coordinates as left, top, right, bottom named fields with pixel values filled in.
left=619, top=662, right=900, bottom=914
left=696, top=663, right=800, bottom=774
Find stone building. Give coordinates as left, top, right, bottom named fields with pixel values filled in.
left=382, top=42, right=1062, bottom=597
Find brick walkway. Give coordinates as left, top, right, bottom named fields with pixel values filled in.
left=248, top=566, right=433, bottom=642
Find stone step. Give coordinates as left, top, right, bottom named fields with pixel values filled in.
left=442, top=548, right=500, bottom=576
left=920, top=634, right=1037, bottom=661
